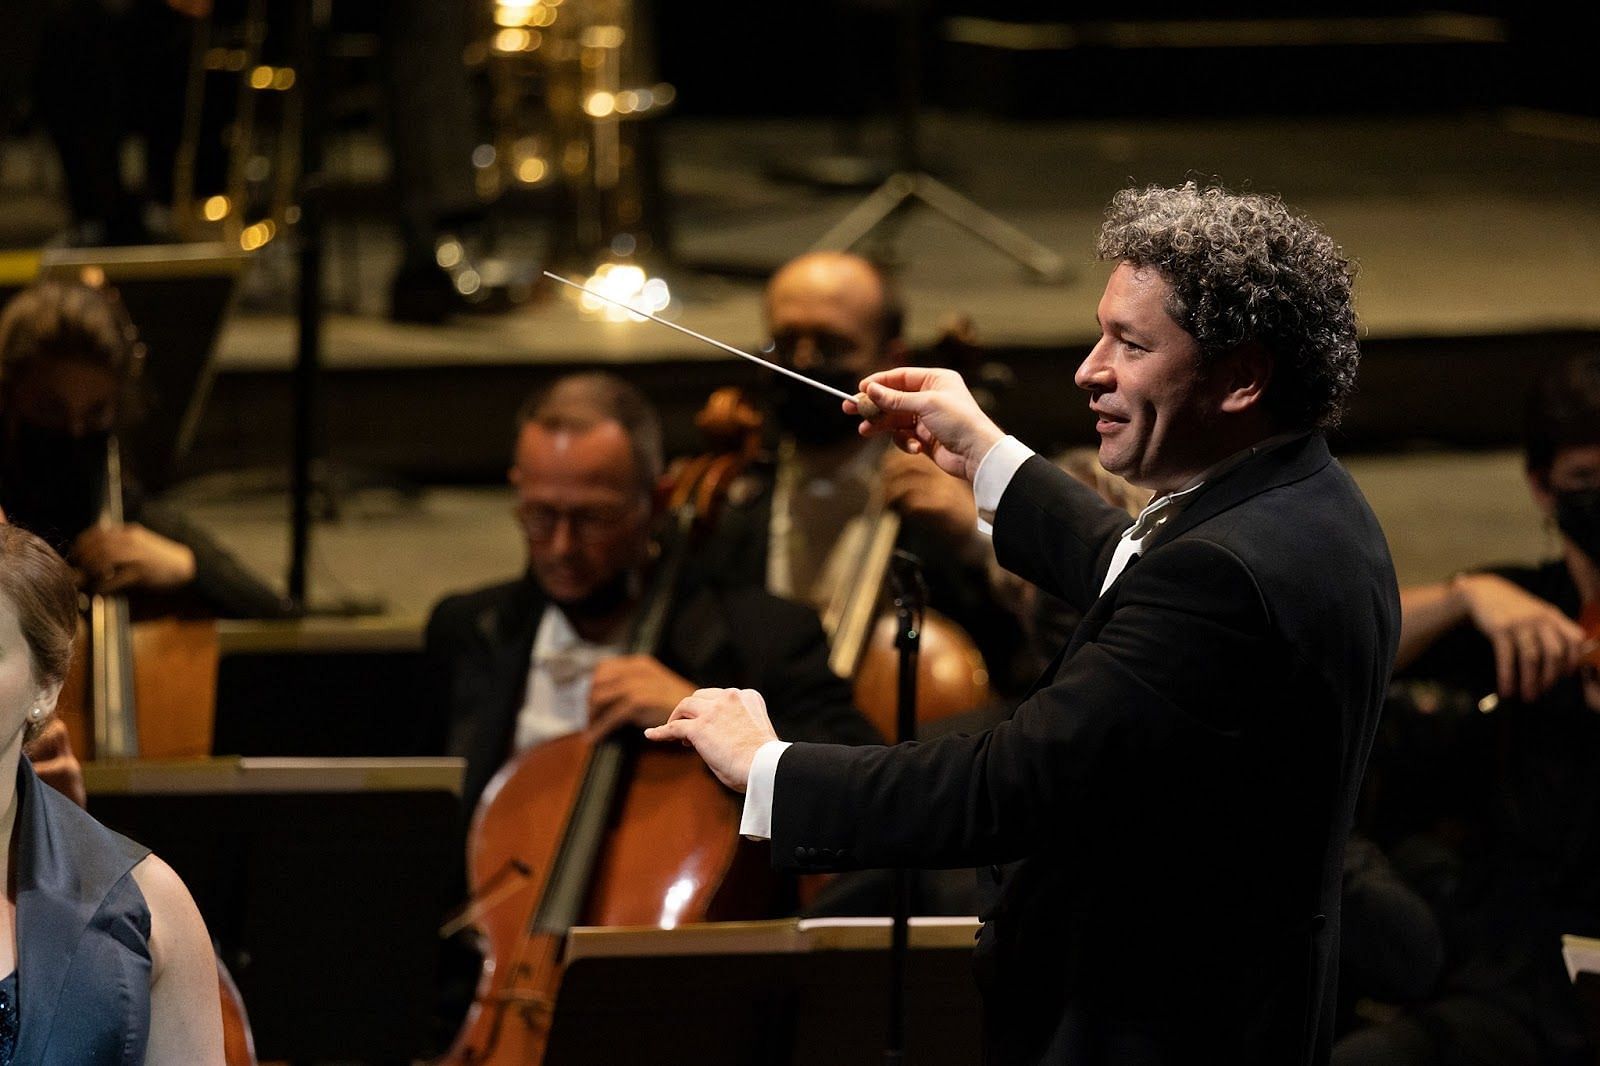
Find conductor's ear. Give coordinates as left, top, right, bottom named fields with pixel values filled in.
left=1217, top=341, right=1273, bottom=416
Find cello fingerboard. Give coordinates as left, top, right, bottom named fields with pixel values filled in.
left=531, top=738, right=628, bottom=935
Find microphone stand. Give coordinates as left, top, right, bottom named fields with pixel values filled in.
left=288, top=0, right=328, bottom=612
left=885, top=549, right=926, bottom=1065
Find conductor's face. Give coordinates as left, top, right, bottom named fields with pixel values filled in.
left=1077, top=263, right=1216, bottom=494
left=510, top=421, right=651, bottom=607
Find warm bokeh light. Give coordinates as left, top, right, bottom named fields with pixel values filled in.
left=494, top=0, right=535, bottom=26
left=239, top=220, right=276, bottom=252
left=585, top=92, right=616, bottom=118
left=574, top=262, right=672, bottom=322
left=494, top=28, right=533, bottom=53
left=202, top=195, right=230, bottom=222
left=435, top=239, right=464, bottom=270
left=581, top=25, right=625, bottom=49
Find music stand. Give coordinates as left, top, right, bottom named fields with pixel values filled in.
left=84, top=756, right=464, bottom=1063
left=546, top=916, right=983, bottom=1065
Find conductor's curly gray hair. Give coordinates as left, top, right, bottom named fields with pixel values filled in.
left=1096, top=182, right=1360, bottom=431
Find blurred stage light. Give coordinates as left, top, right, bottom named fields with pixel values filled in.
left=575, top=261, right=672, bottom=322
left=495, top=28, right=534, bottom=53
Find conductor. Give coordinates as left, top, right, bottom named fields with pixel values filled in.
left=647, top=182, right=1400, bottom=1066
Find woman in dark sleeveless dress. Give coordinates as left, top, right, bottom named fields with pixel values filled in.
left=0, top=524, right=223, bottom=1063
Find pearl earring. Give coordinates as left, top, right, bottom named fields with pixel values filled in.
left=27, top=706, right=44, bottom=722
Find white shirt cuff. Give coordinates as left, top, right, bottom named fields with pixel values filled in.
left=972, top=435, right=1035, bottom=536
left=739, top=739, right=792, bottom=840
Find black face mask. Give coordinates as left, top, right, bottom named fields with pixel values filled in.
left=1555, top=488, right=1600, bottom=563
left=772, top=366, right=863, bottom=446
left=0, top=420, right=109, bottom=552
left=545, top=566, right=644, bottom=626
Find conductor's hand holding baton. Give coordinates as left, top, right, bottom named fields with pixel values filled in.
left=647, top=368, right=1004, bottom=791
left=849, top=367, right=1005, bottom=484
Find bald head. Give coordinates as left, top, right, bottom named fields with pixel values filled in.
left=764, top=253, right=904, bottom=378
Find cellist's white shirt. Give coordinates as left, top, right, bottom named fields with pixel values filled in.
left=514, top=605, right=624, bottom=751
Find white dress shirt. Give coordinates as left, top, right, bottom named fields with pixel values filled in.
left=513, top=605, right=625, bottom=752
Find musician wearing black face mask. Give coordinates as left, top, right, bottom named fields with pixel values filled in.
left=757, top=252, right=908, bottom=603
left=681, top=253, right=1024, bottom=693
left=1340, top=352, right=1600, bottom=1066
left=0, top=282, right=290, bottom=619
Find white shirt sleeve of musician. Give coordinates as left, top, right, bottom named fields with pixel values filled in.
left=973, top=435, right=1036, bottom=536
left=739, top=740, right=792, bottom=840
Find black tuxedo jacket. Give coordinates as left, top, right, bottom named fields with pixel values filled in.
left=772, top=434, right=1400, bottom=1065
left=426, top=573, right=882, bottom=816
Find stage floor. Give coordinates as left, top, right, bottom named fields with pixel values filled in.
left=7, top=109, right=1596, bottom=370
left=208, top=109, right=1600, bottom=370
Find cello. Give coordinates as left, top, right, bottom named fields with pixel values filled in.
left=442, top=391, right=773, bottom=1065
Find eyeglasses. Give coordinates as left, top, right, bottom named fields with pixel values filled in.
left=514, top=500, right=643, bottom=544
left=764, top=329, right=863, bottom=368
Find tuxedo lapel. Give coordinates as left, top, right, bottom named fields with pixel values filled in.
left=1143, top=433, right=1330, bottom=556
left=1015, top=437, right=1329, bottom=706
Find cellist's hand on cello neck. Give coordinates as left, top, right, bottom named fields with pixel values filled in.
left=645, top=688, right=778, bottom=793
left=848, top=367, right=1005, bottom=483
left=586, top=655, right=697, bottom=737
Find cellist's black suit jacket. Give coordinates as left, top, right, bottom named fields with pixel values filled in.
left=772, top=433, right=1400, bottom=1065
left=427, top=573, right=882, bottom=817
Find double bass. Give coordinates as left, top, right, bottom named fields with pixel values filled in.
left=55, top=437, right=222, bottom=763
left=52, top=436, right=257, bottom=1065
left=442, top=392, right=772, bottom=1065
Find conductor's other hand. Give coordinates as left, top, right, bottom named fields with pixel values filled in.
left=644, top=688, right=778, bottom=793
left=850, top=367, right=1004, bottom=483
